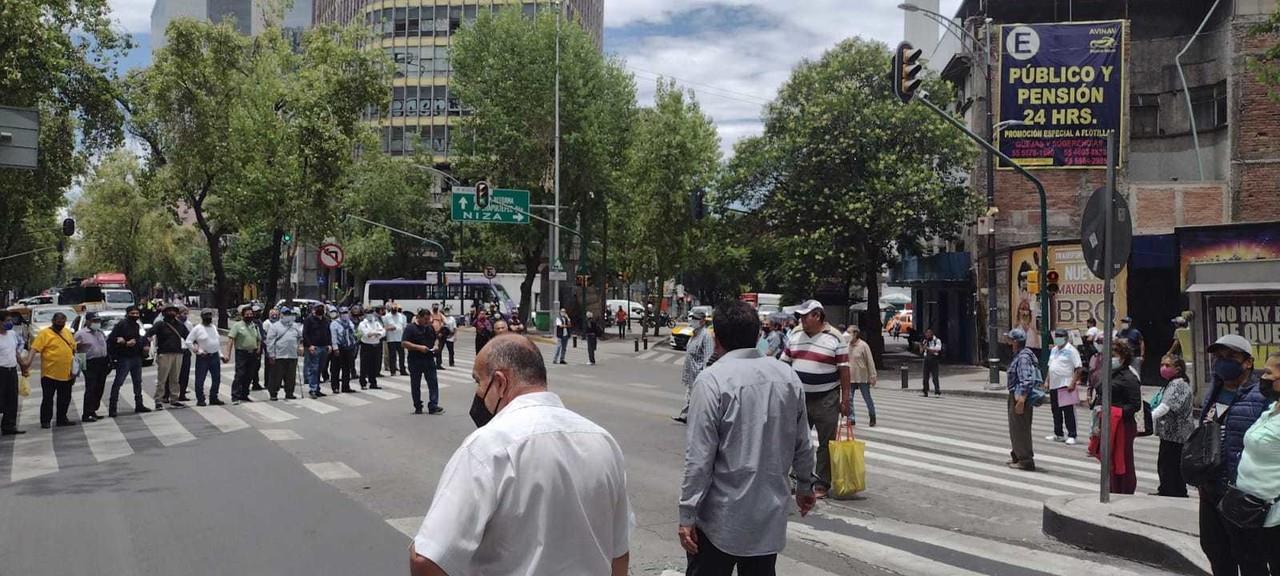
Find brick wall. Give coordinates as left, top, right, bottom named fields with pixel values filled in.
left=1232, top=21, right=1280, bottom=219
left=1130, top=182, right=1227, bottom=234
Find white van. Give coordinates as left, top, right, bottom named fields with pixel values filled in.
left=102, top=289, right=135, bottom=311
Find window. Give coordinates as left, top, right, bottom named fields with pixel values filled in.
left=1131, top=93, right=1160, bottom=138
left=1191, top=82, right=1227, bottom=131
left=389, top=126, right=405, bottom=156
left=407, top=7, right=419, bottom=35
left=434, top=46, right=450, bottom=72
left=405, top=87, right=418, bottom=117
left=449, top=6, right=462, bottom=32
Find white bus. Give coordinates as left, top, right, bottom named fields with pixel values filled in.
left=363, top=278, right=517, bottom=320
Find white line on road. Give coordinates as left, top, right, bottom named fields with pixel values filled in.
left=789, top=521, right=988, bottom=576
left=239, top=402, right=298, bottom=423
left=193, top=405, right=250, bottom=433
left=71, top=383, right=134, bottom=463
left=140, top=409, right=197, bottom=447
left=305, top=461, right=361, bottom=481
left=864, top=451, right=1071, bottom=497
left=386, top=516, right=423, bottom=539
left=10, top=397, right=57, bottom=483
left=260, top=428, right=302, bottom=442
left=864, top=440, right=1100, bottom=492
left=674, top=356, right=686, bottom=366
left=361, top=388, right=400, bottom=401
left=872, top=466, right=1042, bottom=509
left=328, top=394, right=371, bottom=407
left=636, top=351, right=657, bottom=360
left=286, top=398, right=339, bottom=414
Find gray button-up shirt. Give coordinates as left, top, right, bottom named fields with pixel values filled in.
left=679, top=347, right=815, bottom=557
left=681, top=326, right=713, bottom=390
left=74, top=326, right=109, bottom=359
left=265, top=321, right=302, bottom=359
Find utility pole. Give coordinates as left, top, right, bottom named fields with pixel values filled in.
left=982, top=18, right=1001, bottom=390
left=551, top=0, right=563, bottom=316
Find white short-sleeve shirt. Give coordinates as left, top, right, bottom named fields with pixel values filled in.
left=414, top=391, right=632, bottom=575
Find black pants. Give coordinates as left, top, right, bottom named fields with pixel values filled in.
left=82, top=356, right=110, bottom=416
left=445, top=340, right=454, bottom=366
left=587, top=336, right=597, bottom=364
left=1156, top=439, right=1187, bottom=497
left=1049, top=388, right=1078, bottom=439
left=108, top=355, right=143, bottom=414
left=617, top=324, right=624, bottom=338
left=359, top=343, right=381, bottom=387
left=1199, top=486, right=1280, bottom=576
left=260, top=350, right=271, bottom=391
left=178, top=350, right=191, bottom=397
left=331, top=347, right=355, bottom=391
left=408, top=355, right=439, bottom=411
left=686, top=528, right=776, bottom=576
left=922, top=357, right=941, bottom=395
left=250, top=350, right=262, bottom=389
left=387, top=341, right=405, bottom=374
left=40, top=376, right=73, bottom=426
left=267, top=358, right=297, bottom=398
left=232, top=349, right=260, bottom=401
left=0, top=367, right=18, bottom=431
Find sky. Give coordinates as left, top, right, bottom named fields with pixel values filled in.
left=104, top=0, right=964, bottom=156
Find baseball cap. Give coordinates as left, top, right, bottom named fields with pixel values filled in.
left=690, top=309, right=707, bottom=320
left=794, top=300, right=824, bottom=316
left=338, top=306, right=349, bottom=314
left=1007, top=328, right=1027, bottom=343
left=278, top=306, right=292, bottom=315
left=1208, top=334, right=1253, bottom=357
left=1053, top=328, right=1068, bottom=338
left=85, top=311, right=99, bottom=321
left=1121, top=316, right=1133, bottom=323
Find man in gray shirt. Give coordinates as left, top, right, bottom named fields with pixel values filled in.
left=678, top=300, right=816, bottom=575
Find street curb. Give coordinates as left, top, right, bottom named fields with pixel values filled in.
left=884, top=387, right=1008, bottom=400
left=1042, top=495, right=1209, bottom=576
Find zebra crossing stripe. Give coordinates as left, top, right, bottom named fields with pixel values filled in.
left=328, top=394, right=371, bottom=407
left=873, top=466, right=1042, bottom=509
left=362, top=388, right=399, bottom=401
left=71, top=383, right=133, bottom=463
left=385, top=517, right=423, bottom=538
left=10, top=397, right=57, bottom=482
left=788, top=521, right=988, bottom=576
left=864, top=440, right=1098, bottom=492
left=260, top=429, right=302, bottom=442
left=865, top=451, right=1071, bottom=496
left=674, top=356, right=686, bottom=366
left=140, top=409, right=197, bottom=447
left=636, top=351, right=657, bottom=360
left=239, top=402, right=298, bottom=423
left=284, top=398, right=339, bottom=414
left=194, top=405, right=250, bottom=433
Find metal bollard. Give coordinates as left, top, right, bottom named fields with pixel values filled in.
left=643, top=338, right=649, bottom=350
left=634, top=339, right=639, bottom=352
left=573, top=336, right=578, bottom=348
left=900, top=364, right=909, bottom=389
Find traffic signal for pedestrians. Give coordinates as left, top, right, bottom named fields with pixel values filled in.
left=1026, top=270, right=1040, bottom=295
left=1045, top=268, right=1061, bottom=295
left=61, top=217, right=75, bottom=237
left=476, top=181, right=491, bottom=210
left=282, top=231, right=293, bottom=244
left=690, top=188, right=706, bottom=221
left=892, top=42, right=924, bottom=104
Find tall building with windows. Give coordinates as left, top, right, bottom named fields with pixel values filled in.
left=151, top=0, right=314, bottom=55
left=311, top=0, right=604, bottom=161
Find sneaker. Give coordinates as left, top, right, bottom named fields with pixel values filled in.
left=1046, top=435, right=1065, bottom=442
left=209, top=398, right=225, bottom=406
left=269, top=395, right=279, bottom=401
left=413, top=407, right=423, bottom=415
left=1065, top=437, right=1077, bottom=445
left=154, top=403, right=165, bottom=411
left=135, top=404, right=152, bottom=414
left=169, top=401, right=185, bottom=408
left=177, top=394, right=191, bottom=402
left=241, top=396, right=254, bottom=403
left=429, top=406, right=445, bottom=415
left=233, top=399, right=241, bottom=406
left=196, top=400, right=207, bottom=407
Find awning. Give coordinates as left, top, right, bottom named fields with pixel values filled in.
left=1186, top=282, right=1280, bottom=294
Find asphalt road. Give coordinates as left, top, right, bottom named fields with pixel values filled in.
left=1, top=335, right=1176, bottom=575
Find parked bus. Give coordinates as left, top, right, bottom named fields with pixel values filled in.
left=363, top=278, right=517, bottom=321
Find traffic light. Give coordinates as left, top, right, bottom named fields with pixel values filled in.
left=892, top=42, right=924, bottom=104
left=61, top=217, right=75, bottom=237
left=1046, top=268, right=1061, bottom=295
left=476, top=181, right=491, bottom=210
left=1026, top=270, right=1040, bottom=295
left=282, top=231, right=293, bottom=244
left=690, top=188, right=706, bottom=221
left=576, top=274, right=591, bottom=287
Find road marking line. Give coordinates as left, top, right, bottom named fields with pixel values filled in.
left=260, top=428, right=302, bottom=442
left=636, top=351, right=657, bottom=360
left=10, top=397, right=57, bottom=482
left=674, top=356, right=686, bottom=366
left=140, top=409, right=197, bottom=447
left=328, top=394, right=371, bottom=407
left=873, top=466, right=1041, bottom=509
left=239, top=402, right=298, bottom=423
left=864, top=440, right=1099, bottom=492
left=627, top=382, right=659, bottom=390
left=386, top=516, right=423, bottom=538
left=865, top=451, right=1071, bottom=496
left=71, top=384, right=133, bottom=463
left=362, top=388, right=400, bottom=401
left=305, top=461, right=360, bottom=480
left=194, top=405, right=250, bottom=433
left=283, top=397, right=339, bottom=414
left=788, top=521, right=988, bottom=576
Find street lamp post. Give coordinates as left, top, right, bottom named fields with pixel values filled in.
left=551, top=0, right=563, bottom=315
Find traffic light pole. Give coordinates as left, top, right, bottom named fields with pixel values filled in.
left=917, top=95, right=1052, bottom=365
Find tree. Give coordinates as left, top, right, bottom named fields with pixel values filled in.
left=450, top=9, right=636, bottom=324
left=0, top=0, right=130, bottom=298
left=340, top=154, right=450, bottom=285
left=720, top=38, right=978, bottom=362
left=123, top=18, right=390, bottom=325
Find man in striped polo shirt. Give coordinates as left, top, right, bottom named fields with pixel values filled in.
left=781, top=300, right=851, bottom=498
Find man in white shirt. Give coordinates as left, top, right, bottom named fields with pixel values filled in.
left=0, top=312, right=27, bottom=435
left=384, top=303, right=407, bottom=376
left=1046, top=327, right=1082, bottom=444
left=185, top=310, right=229, bottom=406
left=921, top=328, right=943, bottom=398
left=356, top=306, right=386, bottom=390
left=410, top=335, right=631, bottom=576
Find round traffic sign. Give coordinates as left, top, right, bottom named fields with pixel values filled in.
left=1080, top=187, right=1131, bottom=280
left=484, top=265, right=497, bottom=279
left=318, top=243, right=345, bottom=269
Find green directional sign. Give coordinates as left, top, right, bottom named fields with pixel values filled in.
left=450, top=188, right=531, bottom=225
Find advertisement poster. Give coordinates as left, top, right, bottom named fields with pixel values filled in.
left=997, top=20, right=1125, bottom=168
left=1010, top=244, right=1128, bottom=348
left=1177, top=222, right=1280, bottom=289
left=1201, top=293, right=1280, bottom=382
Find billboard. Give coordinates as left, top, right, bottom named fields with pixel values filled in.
left=1177, top=222, right=1280, bottom=289
left=1201, top=293, right=1280, bottom=383
left=1010, top=243, right=1128, bottom=348
left=997, top=20, right=1126, bottom=169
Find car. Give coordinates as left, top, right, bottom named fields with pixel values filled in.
left=102, top=289, right=135, bottom=311
left=70, top=310, right=156, bottom=366
left=29, top=305, right=78, bottom=334
left=884, top=310, right=913, bottom=337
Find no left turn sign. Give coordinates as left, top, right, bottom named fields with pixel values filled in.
left=318, top=243, right=345, bottom=269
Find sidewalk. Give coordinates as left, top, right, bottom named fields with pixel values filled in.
left=1043, top=494, right=1208, bottom=575
left=876, top=338, right=1008, bottom=400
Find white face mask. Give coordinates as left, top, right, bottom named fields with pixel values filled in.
left=281, top=316, right=295, bottom=326
left=1111, top=357, right=1123, bottom=369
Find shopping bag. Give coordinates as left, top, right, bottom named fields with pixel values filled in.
left=18, top=373, right=30, bottom=397
left=829, top=419, right=866, bottom=499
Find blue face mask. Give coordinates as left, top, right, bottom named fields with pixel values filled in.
left=1213, top=357, right=1246, bottom=382
left=2, top=322, right=12, bottom=331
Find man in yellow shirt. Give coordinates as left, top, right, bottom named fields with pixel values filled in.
left=25, top=312, right=79, bottom=428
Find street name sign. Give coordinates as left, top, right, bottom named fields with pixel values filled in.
left=451, top=188, right=531, bottom=225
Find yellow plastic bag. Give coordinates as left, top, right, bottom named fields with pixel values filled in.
left=18, top=373, right=31, bottom=397
left=829, top=419, right=866, bottom=499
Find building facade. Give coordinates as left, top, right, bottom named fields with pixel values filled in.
left=311, top=0, right=603, bottom=162
left=151, top=0, right=314, bottom=54
left=890, top=0, right=1280, bottom=377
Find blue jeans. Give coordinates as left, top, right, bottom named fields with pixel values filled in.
left=108, top=355, right=144, bottom=412
left=305, top=347, right=328, bottom=394
left=553, top=335, right=569, bottom=362
left=408, top=355, right=438, bottom=411
left=193, top=353, right=222, bottom=402
left=848, top=382, right=876, bottom=422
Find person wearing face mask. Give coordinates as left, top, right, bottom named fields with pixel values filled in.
left=228, top=307, right=263, bottom=405
left=107, top=305, right=152, bottom=417
left=1099, top=340, right=1143, bottom=494
left=1197, top=334, right=1270, bottom=576
left=302, top=304, right=332, bottom=400
left=265, top=307, right=302, bottom=401
left=26, top=312, right=79, bottom=428
left=1151, top=354, right=1193, bottom=497
left=261, top=308, right=281, bottom=393
left=1228, top=351, right=1280, bottom=574
left=401, top=309, right=444, bottom=415
left=74, top=312, right=110, bottom=422
left=329, top=307, right=357, bottom=394
left=409, top=335, right=632, bottom=576
left=1046, top=328, right=1082, bottom=445
left=1115, top=316, right=1145, bottom=372
left=185, top=310, right=228, bottom=406
left=1006, top=328, right=1041, bottom=471
left=176, top=307, right=195, bottom=402
left=147, top=305, right=190, bottom=409
left=384, top=304, right=406, bottom=377
left=356, top=306, right=385, bottom=390
left=0, top=314, right=28, bottom=435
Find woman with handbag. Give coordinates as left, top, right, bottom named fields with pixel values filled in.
left=1222, top=351, right=1280, bottom=574
left=1105, top=340, right=1143, bottom=495
left=1151, top=354, right=1194, bottom=497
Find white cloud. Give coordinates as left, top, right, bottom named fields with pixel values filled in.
left=108, top=0, right=155, bottom=33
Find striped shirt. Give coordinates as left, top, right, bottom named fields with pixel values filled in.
left=781, top=325, right=848, bottom=393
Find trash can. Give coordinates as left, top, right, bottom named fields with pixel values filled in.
left=534, top=310, right=551, bottom=332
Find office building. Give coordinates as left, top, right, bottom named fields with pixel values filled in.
left=151, top=0, right=314, bottom=54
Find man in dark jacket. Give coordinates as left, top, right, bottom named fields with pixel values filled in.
left=1197, top=333, right=1269, bottom=576
left=107, top=305, right=152, bottom=417
left=302, top=304, right=332, bottom=399
left=147, top=305, right=189, bottom=409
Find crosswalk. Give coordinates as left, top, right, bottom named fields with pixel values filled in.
left=634, top=348, right=687, bottom=366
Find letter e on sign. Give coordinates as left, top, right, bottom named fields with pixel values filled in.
left=1007, top=26, right=1040, bottom=61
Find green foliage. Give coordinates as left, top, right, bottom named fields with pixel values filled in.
left=1250, top=8, right=1280, bottom=98
left=340, top=154, right=449, bottom=283
left=0, top=0, right=131, bottom=297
